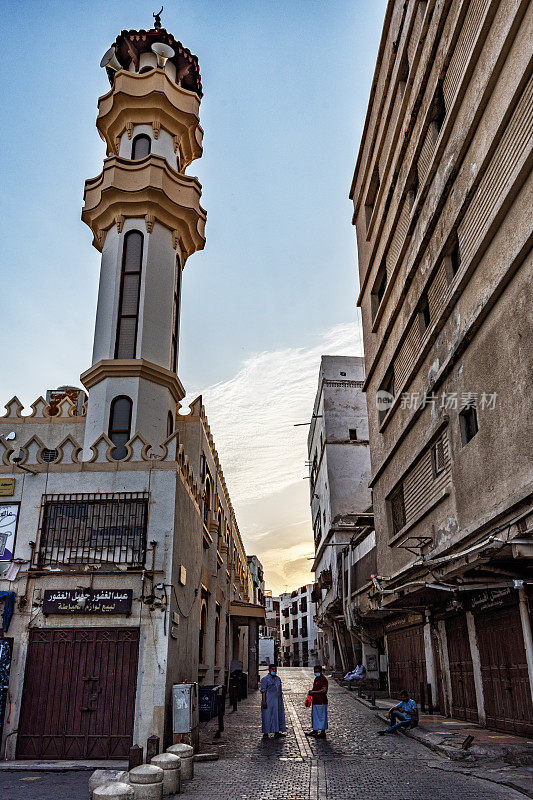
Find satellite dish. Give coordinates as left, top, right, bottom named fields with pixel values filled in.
left=151, top=42, right=175, bottom=68
left=100, top=46, right=122, bottom=71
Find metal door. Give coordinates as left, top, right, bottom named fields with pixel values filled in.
left=446, top=615, right=478, bottom=722
left=17, top=627, right=139, bottom=759
left=476, top=606, right=533, bottom=736
left=387, top=625, right=426, bottom=699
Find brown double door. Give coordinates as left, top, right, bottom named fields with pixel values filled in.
left=387, top=625, right=426, bottom=699
left=17, top=627, right=139, bottom=760
left=475, top=606, right=533, bottom=737
left=445, top=615, right=478, bottom=722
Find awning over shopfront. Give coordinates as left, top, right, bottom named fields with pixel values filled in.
left=229, top=600, right=266, bottom=625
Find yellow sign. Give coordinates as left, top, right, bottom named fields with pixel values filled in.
left=0, top=479, right=15, bottom=497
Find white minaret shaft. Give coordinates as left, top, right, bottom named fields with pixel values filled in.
left=80, top=27, right=206, bottom=459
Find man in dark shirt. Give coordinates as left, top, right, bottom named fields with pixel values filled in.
left=306, top=664, right=328, bottom=738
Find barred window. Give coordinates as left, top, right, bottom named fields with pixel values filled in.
left=36, top=493, right=148, bottom=568
left=109, top=396, right=132, bottom=460
left=115, top=231, right=143, bottom=359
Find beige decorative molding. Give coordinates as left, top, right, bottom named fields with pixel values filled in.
left=82, top=154, right=206, bottom=257
left=80, top=358, right=186, bottom=403
left=97, top=70, right=203, bottom=168
left=145, top=213, right=155, bottom=233
left=173, top=135, right=180, bottom=154
left=115, top=214, right=125, bottom=232
left=152, top=120, right=161, bottom=139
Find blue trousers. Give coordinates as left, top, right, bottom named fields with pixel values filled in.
left=385, top=710, right=411, bottom=733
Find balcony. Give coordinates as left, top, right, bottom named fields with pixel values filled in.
left=82, top=154, right=206, bottom=257
left=96, top=68, right=203, bottom=168
left=34, top=492, right=148, bottom=570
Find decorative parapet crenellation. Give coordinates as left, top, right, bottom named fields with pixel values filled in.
left=1, top=395, right=85, bottom=421
left=182, top=395, right=246, bottom=556
left=0, top=425, right=201, bottom=511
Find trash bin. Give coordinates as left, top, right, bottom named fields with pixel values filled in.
left=198, top=685, right=222, bottom=722
left=239, top=672, right=248, bottom=699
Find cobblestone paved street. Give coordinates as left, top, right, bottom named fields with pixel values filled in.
left=190, top=667, right=527, bottom=800
left=0, top=667, right=527, bottom=799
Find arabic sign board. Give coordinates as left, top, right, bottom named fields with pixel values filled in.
left=470, top=587, right=512, bottom=612
left=42, top=589, right=133, bottom=615
left=384, top=611, right=424, bottom=632
left=0, top=480, right=15, bottom=497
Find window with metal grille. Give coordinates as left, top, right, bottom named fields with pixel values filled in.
left=35, top=492, right=149, bottom=568
left=109, top=396, right=132, bottom=460
left=42, top=448, right=59, bottom=463
left=131, top=134, right=151, bottom=160
left=389, top=485, right=406, bottom=536
left=115, top=230, right=143, bottom=359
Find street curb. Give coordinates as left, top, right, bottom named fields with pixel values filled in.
left=347, top=691, right=533, bottom=799
left=0, top=761, right=128, bottom=772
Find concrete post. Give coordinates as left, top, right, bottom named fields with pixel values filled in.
left=166, top=742, right=194, bottom=780
left=437, top=620, right=453, bottom=717
left=128, top=764, right=164, bottom=800
left=423, top=613, right=438, bottom=711
left=93, top=784, right=134, bottom=799
left=248, top=618, right=259, bottom=691
left=517, top=585, right=533, bottom=704
left=466, top=611, right=486, bottom=725
left=150, top=752, right=181, bottom=796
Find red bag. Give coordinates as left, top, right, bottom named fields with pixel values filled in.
left=304, top=693, right=313, bottom=708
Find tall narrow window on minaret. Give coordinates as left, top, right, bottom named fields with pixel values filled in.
left=115, top=230, right=144, bottom=359
left=108, top=396, right=132, bottom=459
left=170, top=255, right=182, bottom=373
left=131, top=134, right=151, bottom=160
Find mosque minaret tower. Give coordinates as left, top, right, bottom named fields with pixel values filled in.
left=80, top=12, right=206, bottom=458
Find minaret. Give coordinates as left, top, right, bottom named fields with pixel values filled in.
left=80, top=17, right=206, bottom=458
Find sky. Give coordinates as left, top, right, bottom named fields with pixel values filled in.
left=0, top=0, right=386, bottom=594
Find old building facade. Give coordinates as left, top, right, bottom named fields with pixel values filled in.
left=0, top=19, right=261, bottom=761
left=308, top=357, right=373, bottom=672
left=351, top=0, right=533, bottom=734
left=280, top=585, right=318, bottom=667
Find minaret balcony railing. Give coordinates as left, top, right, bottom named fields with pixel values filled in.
left=82, top=153, right=206, bottom=258
left=97, top=68, right=203, bottom=168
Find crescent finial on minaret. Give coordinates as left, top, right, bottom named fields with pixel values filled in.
left=153, top=6, right=164, bottom=29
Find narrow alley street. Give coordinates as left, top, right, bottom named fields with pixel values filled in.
left=0, top=667, right=528, bottom=800
left=188, top=668, right=527, bottom=800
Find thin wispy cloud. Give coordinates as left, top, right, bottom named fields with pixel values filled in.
left=183, top=320, right=364, bottom=593
left=183, top=320, right=363, bottom=506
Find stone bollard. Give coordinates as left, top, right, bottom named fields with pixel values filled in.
left=128, top=764, right=164, bottom=800
left=166, top=743, right=194, bottom=780
left=151, top=752, right=181, bottom=796
left=90, top=770, right=129, bottom=795
left=93, top=783, right=134, bottom=800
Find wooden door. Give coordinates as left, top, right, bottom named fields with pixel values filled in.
left=446, top=615, right=478, bottom=722
left=476, top=606, right=533, bottom=736
left=387, top=625, right=426, bottom=699
left=17, top=627, right=139, bottom=759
